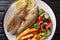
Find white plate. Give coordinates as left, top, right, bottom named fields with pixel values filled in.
left=3, top=0, right=56, bottom=40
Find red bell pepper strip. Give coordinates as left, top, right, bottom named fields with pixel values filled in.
left=45, top=22, right=52, bottom=29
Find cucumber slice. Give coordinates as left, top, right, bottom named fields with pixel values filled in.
left=42, top=30, right=51, bottom=37
left=47, top=30, right=51, bottom=36
left=42, top=16, right=46, bottom=21
left=44, top=13, right=49, bottom=19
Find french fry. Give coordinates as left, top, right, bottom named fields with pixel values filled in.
left=21, top=34, right=33, bottom=40
left=32, top=38, right=37, bottom=40
left=25, top=28, right=37, bottom=34
left=37, top=34, right=42, bottom=39
left=16, top=28, right=37, bottom=40
left=40, top=37, right=45, bottom=40
left=16, top=28, right=30, bottom=40
left=27, top=38, right=31, bottom=40
left=32, top=34, right=37, bottom=40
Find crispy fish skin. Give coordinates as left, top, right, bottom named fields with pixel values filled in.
left=17, top=6, right=39, bottom=35
left=7, top=3, right=29, bottom=32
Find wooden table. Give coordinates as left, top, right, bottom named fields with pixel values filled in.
left=0, top=0, right=60, bottom=40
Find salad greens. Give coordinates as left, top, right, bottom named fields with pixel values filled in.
left=39, top=8, right=44, bottom=15
left=34, top=22, right=40, bottom=30
left=42, top=30, right=51, bottom=37
left=40, top=29, right=51, bottom=37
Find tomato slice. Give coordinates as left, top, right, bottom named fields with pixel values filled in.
left=37, top=29, right=42, bottom=33
left=45, top=22, right=52, bottom=29
left=38, top=16, right=43, bottom=24
left=39, top=21, right=43, bottom=24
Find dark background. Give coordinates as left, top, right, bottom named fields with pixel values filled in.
left=0, top=0, right=60, bottom=40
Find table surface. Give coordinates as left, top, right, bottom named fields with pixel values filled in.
left=0, top=0, right=60, bottom=40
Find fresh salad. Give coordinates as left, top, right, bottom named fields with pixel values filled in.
left=34, top=8, right=52, bottom=37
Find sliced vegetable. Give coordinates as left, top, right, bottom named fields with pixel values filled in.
left=44, top=30, right=50, bottom=36
left=40, top=32, right=45, bottom=36
left=39, top=8, right=44, bottom=15
left=39, top=21, right=43, bottom=25
left=42, top=16, right=46, bottom=21
left=42, top=30, right=47, bottom=37
left=41, top=23, right=46, bottom=30
left=38, top=16, right=43, bottom=24
left=37, top=29, right=42, bottom=33
left=44, top=13, right=49, bottom=19
left=34, top=22, right=40, bottom=30
left=40, top=30, right=50, bottom=37
left=47, top=30, right=51, bottom=36
left=45, top=22, right=52, bottom=29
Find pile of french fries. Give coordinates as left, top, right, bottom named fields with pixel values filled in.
left=16, top=28, right=45, bottom=40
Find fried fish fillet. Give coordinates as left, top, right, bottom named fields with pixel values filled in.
left=7, top=3, right=29, bottom=32
left=16, top=5, right=39, bottom=35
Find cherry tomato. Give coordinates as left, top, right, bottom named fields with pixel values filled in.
left=38, top=16, right=43, bottom=24
left=45, top=22, right=52, bottom=29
